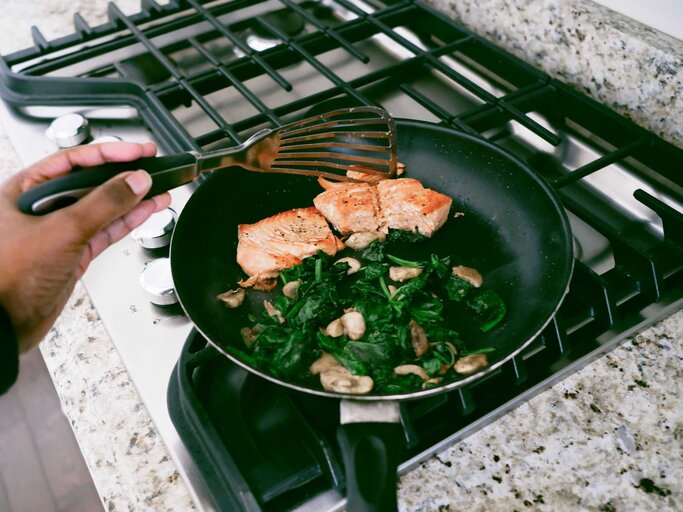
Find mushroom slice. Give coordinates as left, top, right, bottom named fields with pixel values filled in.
left=389, top=266, right=423, bottom=282
left=452, top=265, right=483, bottom=288
left=263, top=300, right=285, bottom=324
left=324, top=317, right=344, bottom=338
left=282, top=280, right=301, bottom=299
left=320, top=368, right=374, bottom=394
left=217, top=288, right=246, bottom=308
left=345, top=231, right=384, bottom=250
left=409, top=320, right=429, bottom=357
left=310, top=352, right=342, bottom=375
left=335, top=257, right=361, bottom=274
left=422, top=377, right=443, bottom=390
left=341, top=311, right=366, bottom=340
left=453, top=354, right=488, bottom=375
left=388, top=285, right=398, bottom=296
left=240, top=327, right=255, bottom=346
left=394, top=364, right=429, bottom=381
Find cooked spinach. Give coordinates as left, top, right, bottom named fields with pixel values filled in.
left=238, top=234, right=506, bottom=393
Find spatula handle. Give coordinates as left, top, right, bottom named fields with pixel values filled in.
left=17, top=152, right=198, bottom=215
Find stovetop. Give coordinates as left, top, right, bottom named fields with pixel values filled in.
left=1, top=0, right=683, bottom=511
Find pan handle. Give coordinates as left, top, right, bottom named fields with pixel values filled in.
left=337, top=401, right=404, bottom=512
left=17, top=152, right=199, bottom=215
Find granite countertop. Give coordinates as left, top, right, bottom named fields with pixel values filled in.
left=1, top=1, right=682, bottom=511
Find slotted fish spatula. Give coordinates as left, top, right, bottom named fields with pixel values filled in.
left=19, top=106, right=397, bottom=215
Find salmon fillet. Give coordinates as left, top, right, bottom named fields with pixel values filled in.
left=313, top=181, right=382, bottom=235
left=237, top=207, right=345, bottom=289
left=376, top=178, right=452, bottom=236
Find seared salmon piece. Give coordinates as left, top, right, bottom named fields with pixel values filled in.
left=313, top=181, right=382, bottom=235
left=377, top=178, right=452, bottom=236
left=237, top=207, right=345, bottom=289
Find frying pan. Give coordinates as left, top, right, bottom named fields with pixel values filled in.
left=170, top=120, right=574, bottom=511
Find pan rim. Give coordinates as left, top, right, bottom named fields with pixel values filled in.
left=171, top=119, right=575, bottom=402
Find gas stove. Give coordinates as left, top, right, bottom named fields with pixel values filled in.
left=1, top=0, right=682, bottom=511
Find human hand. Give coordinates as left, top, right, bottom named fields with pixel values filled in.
left=0, top=142, right=172, bottom=353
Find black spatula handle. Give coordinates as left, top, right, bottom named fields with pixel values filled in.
left=18, top=152, right=198, bottom=215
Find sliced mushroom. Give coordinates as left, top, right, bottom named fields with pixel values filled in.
left=320, top=368, right=374, bottom=394
left=444, top=341, right=458, bottom=356
left=394, top=364, right=429, bottom=381
left=282, top=280, right=301, bottom=299
left=409, top=320, right=429, bottom=357
left=310, top=352, right=342, bottom=375
left=217, top=288, right=245, bottom=308
left=341, top=311, right=366, bottom=340
left=240, top=327, right=255, bottom=346
left=422, top=377, right=443, bottom=389
left=335, top=257, right=361, bottom=274
left=452, top=265, right=483, bottom=288
left=345, top=231, right=384, bottom=250
left=389, top=266, right=423, bottom=282
left=388, top=285, right=398, bottom=296
left=453, top=354, right=488, bottom=375
left=323, top=317, right=344, bottom=338
left=263, top=300, right=285, bottom=324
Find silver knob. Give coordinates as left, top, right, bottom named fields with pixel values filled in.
left=46, top=113, right=91, bottom=148
left=140, top=258, right=177, bottom=306
left=130, top=208, right=177, bottom=249
left=90, top=135, right=122, bottom=144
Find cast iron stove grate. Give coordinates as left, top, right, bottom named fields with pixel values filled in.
left=3, top=0, right=683, bottom=510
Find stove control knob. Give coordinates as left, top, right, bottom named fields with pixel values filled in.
left=130, top=208, right=177, bottom=249
left=46, top=113, right=91, bottom=148
left=140, top=258, right=177, bottom=306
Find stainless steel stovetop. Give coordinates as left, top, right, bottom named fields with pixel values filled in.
left=1, top=0, right=682, bottom=510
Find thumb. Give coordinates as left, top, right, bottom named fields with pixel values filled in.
left=58, top=170, right=152, bottom=242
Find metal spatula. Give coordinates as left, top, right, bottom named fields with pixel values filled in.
left=19, top=106, right=398, bottom=215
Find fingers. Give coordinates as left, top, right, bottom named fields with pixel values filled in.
left=2, top=141, right=157, bottom=200
left=88, top=193, right=171, bottom=260
left=58, top=170, right=154, bottom=243
left=76, top=192, right=172, bottom=277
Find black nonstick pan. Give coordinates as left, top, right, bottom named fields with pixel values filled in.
left=170, top=120, right=574, bottom=511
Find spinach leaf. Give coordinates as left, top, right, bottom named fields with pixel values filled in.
left=408, top=295, right=444, bottom=325
left=444, top=274, right=473, bottom=301
left=429, top=254, right=452, bottom=278
left=361, top=239, right=385, bottom=262
left=251, top=327, right=317, bottom=379
left=374, top=373, right=423, bottom=394
left=386, top=254, right=424, bottom=268
left=422, top=357, right=442, bottom=377
left=392, top=270, right=431, bottom=302
left=363, top=262, right=388, bottom=280
left=289, top=283, right=345, bottom=326
left=386, top=229, right=427, bottom=244
left=465, top=289, right=506, bottom=331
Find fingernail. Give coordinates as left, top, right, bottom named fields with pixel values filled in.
left=125, top=171, right=152, bottom=195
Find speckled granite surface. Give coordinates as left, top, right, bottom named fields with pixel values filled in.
left=423, top=0, right=683, bottom=148
left=1, top=1, right=681, bottom=511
